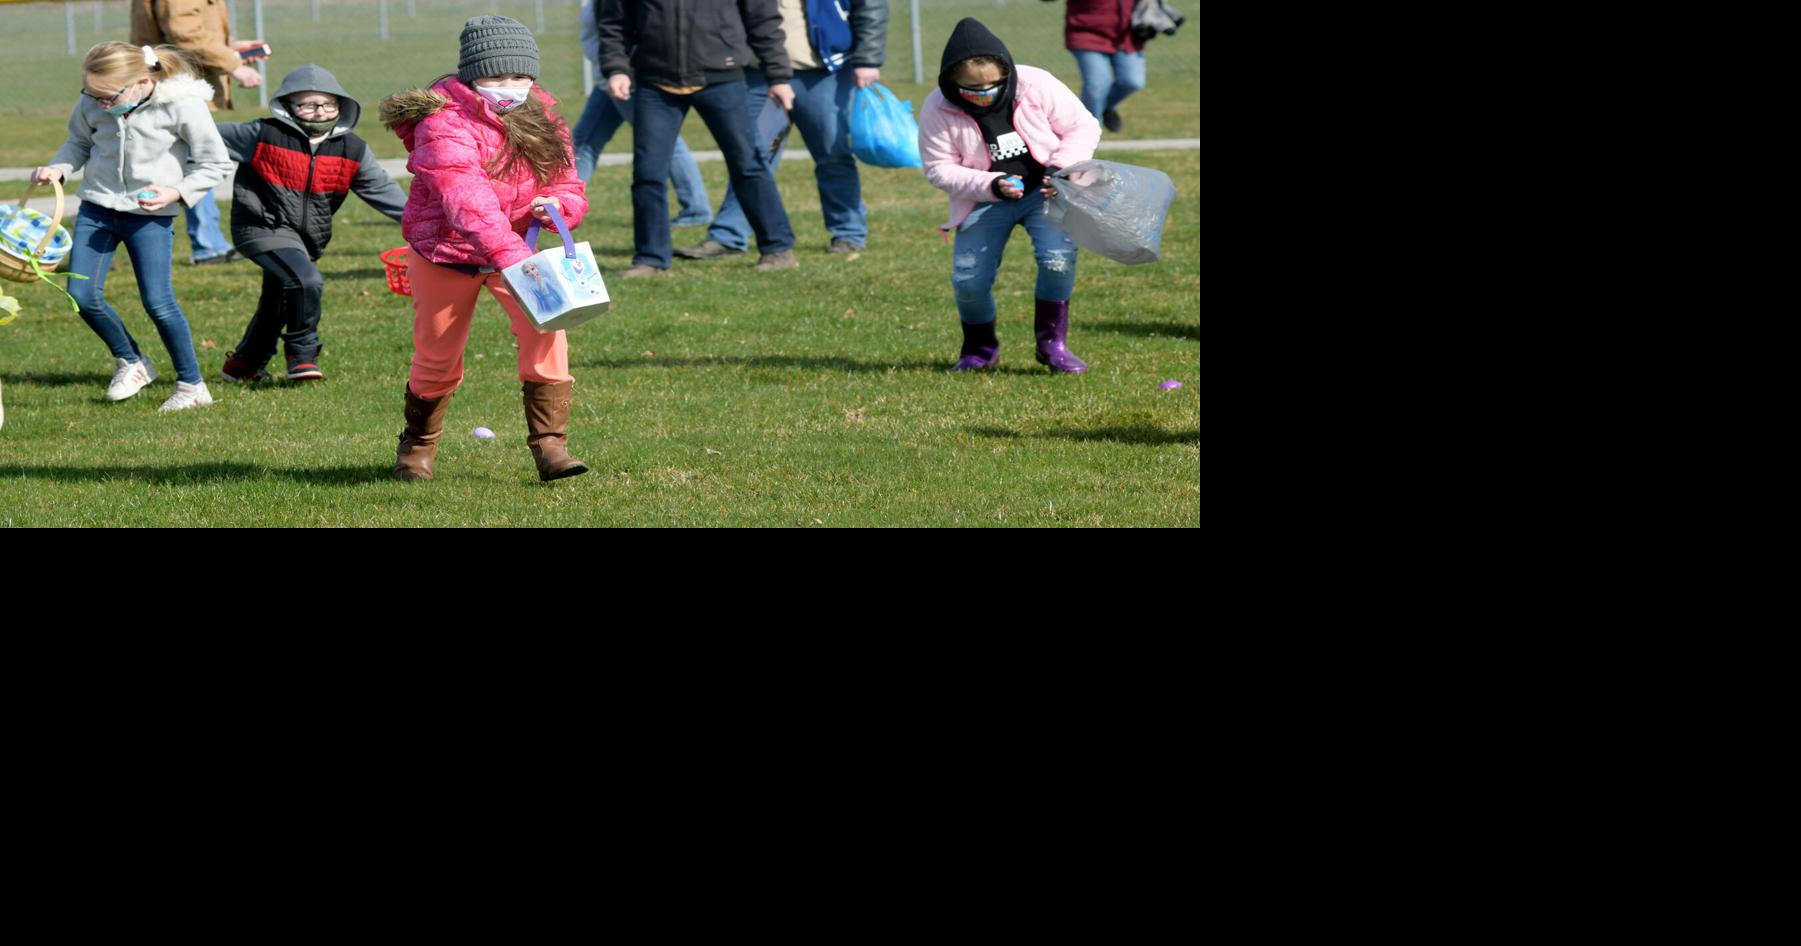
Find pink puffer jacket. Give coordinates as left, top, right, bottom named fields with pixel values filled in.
left=917, top=65, right=1100, bottom=233
left=384, top=78, right=589, bottom=270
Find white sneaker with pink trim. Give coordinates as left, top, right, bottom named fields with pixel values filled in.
left=104, top=357, right=157, bottom=402
left=158, top=381, right=214, bottom=413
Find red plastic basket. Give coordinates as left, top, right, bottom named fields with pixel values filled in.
left=380, top=246, right=412, bottom=297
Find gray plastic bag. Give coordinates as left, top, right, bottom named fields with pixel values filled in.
left=1045, top=160, right=1178, bottom=265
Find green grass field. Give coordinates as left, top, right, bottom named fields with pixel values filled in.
left=0, top=1, right=1197, bottom=527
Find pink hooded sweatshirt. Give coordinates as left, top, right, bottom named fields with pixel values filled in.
left=384, top=78, right=589, bottom=271
left=918, top=64, right=1101, bottom=234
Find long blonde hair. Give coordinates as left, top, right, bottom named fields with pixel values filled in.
left=82, top=42, right=193, bottom=90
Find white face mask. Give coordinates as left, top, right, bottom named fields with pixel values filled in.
left=475, top=85, right=531, bottom=111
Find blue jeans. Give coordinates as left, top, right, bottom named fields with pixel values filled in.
left=709, top=69, right=866, bottom=251
left=571, top=86, right=712, bottom=225
left=631, top=80, right=794, bottom=269
left=1070, top=49, right=1147, bottom=119
left=951, top=190, right=1077, bottom=325
left=68, top=204, right=203, bottom=383
left=185, top=190, right=235, bottom=261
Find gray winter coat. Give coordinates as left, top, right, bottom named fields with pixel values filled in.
left=48, top=74, right=235, bottom=216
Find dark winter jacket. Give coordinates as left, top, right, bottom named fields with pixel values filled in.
left=598, top=0, right=793, bottom=89
left=216, top=64, right=406, bottom=259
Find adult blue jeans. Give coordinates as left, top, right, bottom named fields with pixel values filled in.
left=185, top=190, right=235, bottom=262
left=1070, top=49, right=1147, bottom=120
left=571, top=85, right=712, bottom=226
left=708, top=68, right=866, bottom=252
left=951, top=190, right=1077, bottom=325
left=68, top=204, right=203, bottom=384
left=630, top=80, right=793, bottom=269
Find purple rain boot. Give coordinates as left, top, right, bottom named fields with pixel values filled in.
left=951, top=320, right=1001, bottom=372
left=1033, top=299, right=1088, bottom=374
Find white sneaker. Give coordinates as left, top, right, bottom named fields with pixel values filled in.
left=158, top=380, right=214, bottom=413
left=104, top=357, right=156, bottom=401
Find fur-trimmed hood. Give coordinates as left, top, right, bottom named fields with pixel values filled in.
left=379, top=86, right=448, bottom=150
left=135, top=74, right=217, bottom=112
left=45, top=73, right=234, bottom=217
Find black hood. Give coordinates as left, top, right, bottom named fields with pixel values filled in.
left=938, top=18, right=1017, bottom=116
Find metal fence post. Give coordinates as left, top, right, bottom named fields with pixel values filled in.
left=911, top=0, right=924, bottom=85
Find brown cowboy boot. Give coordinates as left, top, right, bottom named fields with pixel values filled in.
left=393, top=387, right=452, bottom=481
left=522, top=380, right=589, bottom=482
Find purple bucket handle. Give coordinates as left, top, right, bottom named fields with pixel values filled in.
left=524, top=203, right=577, bottom=259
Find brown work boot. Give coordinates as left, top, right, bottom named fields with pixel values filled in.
left=673, top=240, right=745, bottom=260
left=755, top=249, right=798, bottom=271
left=522, top=380, right=590, bottom=482
left=620, top=264, right=670, bottom=279
left=393, top=386, right=452, bottom=481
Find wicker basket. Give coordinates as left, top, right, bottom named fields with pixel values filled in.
left=0, top=178, right=69, bottom=284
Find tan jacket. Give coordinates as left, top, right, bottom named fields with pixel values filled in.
left=130, top=0, right=238, bottom=111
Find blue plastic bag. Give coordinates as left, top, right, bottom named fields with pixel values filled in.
left=849, top=83, right=922, bottom=169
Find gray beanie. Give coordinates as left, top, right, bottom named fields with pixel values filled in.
left=457, top=16, right=540, bottom=83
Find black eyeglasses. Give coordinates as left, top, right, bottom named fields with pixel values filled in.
left=289, top=101, right=340, bottom=115
left=81, top=86, right=130, bottom=108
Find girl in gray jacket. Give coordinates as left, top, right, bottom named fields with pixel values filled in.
left=36, top=42, right=235, bottom=412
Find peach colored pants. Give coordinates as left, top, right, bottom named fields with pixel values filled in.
left=406, top=253, right=572, bottom=400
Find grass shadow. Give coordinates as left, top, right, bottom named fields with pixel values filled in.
left=0, top=462, right=395, bottom=486
left=581, top=353, right=1046, bottom=375
left=967, top=424, right=1196, bottom=446
left=330, top=267, right=393, bottom=281
left=1088, top=319, right=1199, bottom=342
left=1, top=372, right=105, bottom=388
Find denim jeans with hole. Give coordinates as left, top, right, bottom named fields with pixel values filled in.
left=951, top=190, right=1077, bottom=325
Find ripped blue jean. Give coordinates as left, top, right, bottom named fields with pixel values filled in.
left=951, top=189, right=1077, bottom=324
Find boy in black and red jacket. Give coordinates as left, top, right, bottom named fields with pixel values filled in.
left=217, top=64, right=406, bottom=383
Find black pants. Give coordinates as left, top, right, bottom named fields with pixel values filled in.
left=234, top=246, right=325, bottom=367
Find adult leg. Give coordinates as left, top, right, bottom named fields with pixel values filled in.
left=186, top=191, right=236, bottom=263
left=690, top=80, right=794, bottom=259
left=790, top=67, right=866, bottom=248
left=572, top=86, right=629, bottom=183
left=628, top=84, right=691, bottom=270
left=700, top=73, right=776, bottom=253
left=1069, top=48, right=1114, bottom=120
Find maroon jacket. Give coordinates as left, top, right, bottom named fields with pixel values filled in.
left=1059, top=0, right=1142, bottom=55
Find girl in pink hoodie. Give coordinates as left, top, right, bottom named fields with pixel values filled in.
left=917, top=19, right=1100, bottom=373
left=379, top=16, right=591, bottom=482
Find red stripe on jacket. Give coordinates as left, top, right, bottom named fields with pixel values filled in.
left=250, top=142, right=360, bottom=195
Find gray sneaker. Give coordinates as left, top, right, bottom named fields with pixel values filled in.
left=828, top=238, right=864, bottom=254
left=673, top=240, right=746, bottom=260
left=755, top=250, right=799, bottom=271
left=620, top=265, right=671, bottom=279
